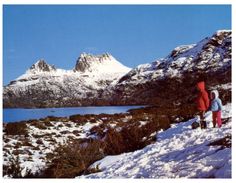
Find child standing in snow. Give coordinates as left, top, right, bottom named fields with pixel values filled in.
left=210, top=90, right=223, bottom=128
left=196, top=81, right=210, bottom=128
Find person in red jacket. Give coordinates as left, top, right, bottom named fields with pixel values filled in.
left=196, top=81, right=210, bottom=128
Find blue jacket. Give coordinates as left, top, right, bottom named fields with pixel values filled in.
left=210, top=90, right=223, bottom=111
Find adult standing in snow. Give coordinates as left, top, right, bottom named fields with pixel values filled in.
left=196, top=81, right=210, bottom=129
left=210, top=90, right=223, bottom=128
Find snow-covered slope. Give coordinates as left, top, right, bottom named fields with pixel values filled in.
left=3, top=119, right=103, bottom=177
left=3, top=54, right=131, bottom=108
left=117, top=30, right=231, bottom=85
left=77, top=103, right=231, bottom=178
left=104, top=30, right=231, bottom=106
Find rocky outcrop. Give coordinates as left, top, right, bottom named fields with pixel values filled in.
left=29, top=60, right=56, bottom=73
left=74, top=53, right=114, bottom=72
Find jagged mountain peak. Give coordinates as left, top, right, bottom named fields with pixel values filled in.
left=214, top=29, right=231, bottom=36
left=166, top=30, right=231, bottom=61
left=168, top=44, right=196, bottom=59
left=74, top=52, right=131, bottom=73
left=79, top=52, right=114, bottom=62
left=29, top=59, right=56, bottom=73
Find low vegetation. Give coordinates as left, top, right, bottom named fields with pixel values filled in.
left=39, top=139, right=104, bottom=178
left=4, top=122, right=28, bottom=136
left=208, top=134, right=231, bottom=148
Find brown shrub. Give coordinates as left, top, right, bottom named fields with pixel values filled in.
left=3, top=138, right=11, bottom=143
left=103, top=128, right=126, bottom=154
left=90, top=123, right=107, bottom=138
left=32, top=146, right=40, bottom=150
left=5, top=122, right=28, bottom=135
left=45, top=137, right=57, bottom=143
left=14, top=142, right=22, bottom=149
left=44, top=121, right=54, bottom=127
left=12, top=150, right=22, bottom=156
left=69, top=114, right=89, bottom=124
left=32, top=134, right=46, bottom=138
left=208, top=134, right=231, bottom=148
left=122, top=116, right=169, bottom=152
left=31, top=122, right=47, bottom=130
left=21, top=139, right=33, bottom=147
left=57, top=124, right=64, bottom=128
left=60, top=130, right=71, bottom=135
left=36, top=139, right=44, bottom=145
left=3, top=154, right=22, bottom=178
left=72, top=130, right=80, bottom=135
left=40, top=139, right=105, bottom=178
left=3, top=155, right=35, bottom=178
left=39, top=116, right=69, bottom=123
left=99, top=113, right=170, bottom=155
left=65, top=123, right=72, bottom=128
left=47, top=116, right=58, bottom=121
left=218, top=88, right=231, bottom=105
left=54, top=134, right=62, bottom=138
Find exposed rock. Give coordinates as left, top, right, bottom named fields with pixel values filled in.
left=29, top=60, right=56, bottom=73
left=74, top=53, right=114, bottom=72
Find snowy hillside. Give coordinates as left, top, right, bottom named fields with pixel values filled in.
left=104, top=30, right=231, bottom=107
left=117, top=30, right=231, bottom=85
left=77, top=103, right=231, bottom=178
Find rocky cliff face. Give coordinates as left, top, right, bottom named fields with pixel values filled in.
left=29, top=60, right=56, bottom=73
left=3, top=30, right=231, bottom=108
left=74, top=53, right=123, bottom=72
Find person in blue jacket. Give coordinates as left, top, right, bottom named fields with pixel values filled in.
left=210, top=90, right=223, bottom=128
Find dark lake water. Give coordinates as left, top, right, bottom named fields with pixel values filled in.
left=3, top=106, right=144, bottom=123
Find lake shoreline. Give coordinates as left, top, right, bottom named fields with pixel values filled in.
left=3, top=105, right=146, bottom=123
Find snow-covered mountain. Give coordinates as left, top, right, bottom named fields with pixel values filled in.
left=103, top=30, right=231, bottom=106
left=3, top=53, right=131, bottom=108
left=117, top=30, right=231, bottom=85
left=3, top=30, right=231, bottom=108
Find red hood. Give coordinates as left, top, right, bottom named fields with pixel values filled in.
left=197, top=81, right=205, bottom=91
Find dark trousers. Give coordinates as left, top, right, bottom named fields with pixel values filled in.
left=199, top=110, right=207, bottom=129
left=199, top=111, right=205, bottom=122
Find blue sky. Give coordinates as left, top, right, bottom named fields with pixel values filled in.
left=3, top=5, right=231, bottom=85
